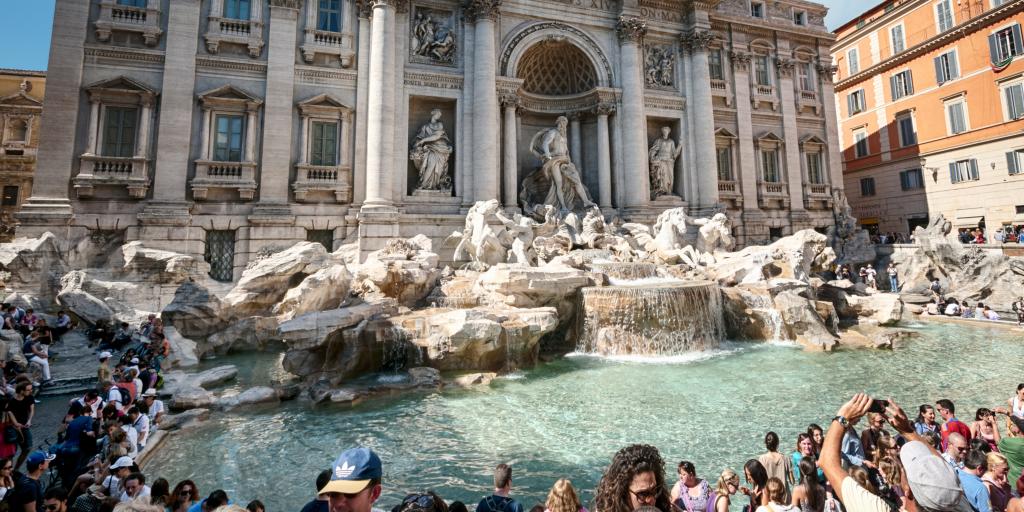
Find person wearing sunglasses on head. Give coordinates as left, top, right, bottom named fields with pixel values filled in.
left=394, top=492, right=448, bottom=512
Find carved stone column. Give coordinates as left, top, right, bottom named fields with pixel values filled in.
left=362, top=0, right=402, bottom=209
left=466, top=0, right=501, bottom=202
left=569, top=111, right=583, bottom=169
left=730, top=47, right=766, bottom=242
left=500, top=93, right=520, bottom=210
left=245, top=104, right=258, bottom=163
left=818, top=62, right=843, bottom=188
left=135, top=96, right=154, bottom=159
left=616, top=15, right=648, bottom=211
left=353, top=1, right=371, bottom=206
left=681, top=29, right=718, bottom=209
left=255, top=0, right=300, bottom=206
left=85, top=97, right=100, bottom=156
left=594, top=102, right=615, bottom=209
left=199, top=108, right=212, bottom=160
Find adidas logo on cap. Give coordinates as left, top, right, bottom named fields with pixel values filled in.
left=336, top=461, right=356, bottom=478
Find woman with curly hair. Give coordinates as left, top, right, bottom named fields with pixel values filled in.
left=593, top=444, right=673, bottom=512
left=546, top=479, right=586, bottom=512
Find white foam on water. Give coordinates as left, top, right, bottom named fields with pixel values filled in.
left=606, top=276, right=685, bottom=286
left=499, top=372, right=525, bottom=380
left=376, top=374, right=408, bottom=383
left=566, top=343, right=747, bottom=365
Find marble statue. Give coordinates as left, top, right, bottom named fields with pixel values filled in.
left=520, top=116, right=596, bottom=216
left=652, top=207, right=689, bottom=252
left=648, top=126, right=682, bottom=199
left=411, top=12, right=456, bottom=64
left=496, top=210, right=537, bottom=266
left=645, top=46, right=674, bottom=87
left=693, top=213, right=735, bottom=255
left=451, top=200, right=507, bottom=267
left=410, top=109, right=453, bottom=192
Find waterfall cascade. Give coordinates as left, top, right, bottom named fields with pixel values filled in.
left=576, top=280, right=725, bottom=356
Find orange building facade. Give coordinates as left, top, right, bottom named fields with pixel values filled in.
left=831, top=0, right=1024, bottom=237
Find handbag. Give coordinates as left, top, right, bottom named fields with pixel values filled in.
left=3, top=425, right=20, bottom=444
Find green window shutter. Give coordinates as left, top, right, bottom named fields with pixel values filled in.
left=991, top=34, right=1001, bottom=65
left=311, top=122, right=324, bottom=165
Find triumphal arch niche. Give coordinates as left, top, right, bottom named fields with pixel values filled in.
left=20, top=0, right=840, bottom=277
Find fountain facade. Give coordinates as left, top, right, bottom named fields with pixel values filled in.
left=576, top=280, right=725, bottom=356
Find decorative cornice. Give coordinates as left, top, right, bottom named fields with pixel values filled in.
left=404, top=70, right=464, bottom=89
left=196, top=57, right=268, bottom=75
left=83, top=46, right=165, bottom=66
left=464, top=0, right=501, bottom=22
left=679, top=30, right=714, bottom=52
left=296, top=67, right=359, bottom=86
left=815, top=63, right=837, bottom=84
left=835, top=0, right=1024, bottom=91
left=616, top=16, right=647, bottom=44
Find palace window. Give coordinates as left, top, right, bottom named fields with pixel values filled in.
left=848, top=89, right=866, bottom=116
left=990, top=25, right=1023, bottom=63
left=896, top=113, right=917, bottom=147
left=854, top=130, right=869, bottom=158
left=224, top=0, right=251, bottom=20
left=716, top=146, right=733, bottom=181
left=949, top=159, right=979, bottom=184
left=1003, top=80, right=1024, bottom=121
left=294, top=93, right=354, bottom=203
left=761, top=149, right=780, bottom=182
left=709, top=50, right=724, bottom=80
left=1, top=186, right=17, bottom=207
left=317, top=0, right=341, bottom=32
left=1007, top=149, right=1024, bottom=175
left=847, top=48, right=859, bottom=75
left=798, top=62, right=813, bottom=91
left=204, top=230, right=236, bottom=282
left=890, top=70, right=914, bottom=100
left=891, top=24, right=905, bottom=54
left=213, top=114, right=244, bottom=162
left=5, top=119, right=28, bottom=144
left=102, top=107, right=138, bottom=158
left=117, top=0, right=147, bottom=6
left=754, top=55, right=771, bottom=86
left=934, top=50, right=960, bottom=84
left=860, top=177, right=876, bottom=197
left=793, top=11, right=806, bottom=26
left=310, top=121, right=339, bottom=166
left=751, top=1, right=764, bottom=18
left=936, top=0, right=954, bottom=33
left=806, top=152, right=823, bottom=184
left=945, top=97, right=968, bottom=135
left=900, top=168, right=924, bottom=190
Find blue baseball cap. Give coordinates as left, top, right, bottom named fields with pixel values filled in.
left=26, top=451, right=55, bottom=469
left=319, top=448, right=382, bottom=495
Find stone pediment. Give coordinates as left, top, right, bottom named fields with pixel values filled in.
left=800, top=134, right=825, bottom=145
left=714, top=127, right=737, bottom=139
left=757, top=131, right=783, bottom=143
left=297, top=93, right=352, bottom=115
left=0, top=91, right=41, bottom=108
left=197, top=84, right=262, bottom=103
left=84, top=75, right=158, bottom=95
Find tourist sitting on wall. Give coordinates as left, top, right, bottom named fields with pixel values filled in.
left=944, top=301, right=961, bottom=316
left=961, top=302, right=974, bottom=319
left=983, top=306, right=1001, bottom=321
left=53, top=311, right=73, bottom=341
left=974, top=304, right=987, bottom=320
left=16, top=309, right=36, bottom=338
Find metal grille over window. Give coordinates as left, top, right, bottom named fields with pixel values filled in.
left=306, top=229, right=334, bottom=251
left=205, top=230, right=236, bottom=282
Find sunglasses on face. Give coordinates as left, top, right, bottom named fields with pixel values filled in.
left=402, top=494, right=436, bottom=509
left=630, top=487, right=659, bottom=501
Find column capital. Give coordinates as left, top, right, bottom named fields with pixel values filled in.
left=499, top=92, right=521, bottom=109
left=679, top=30, right=714, bottom=53
left=567, top=111, right=585, bottom=121
left=357, top=0, right=373, bottom=18
left=615, top=16, right=647, bottom=44
left=592, top=102, right=616, bottom=116
left=729, top=49, right=751, bottom=71
left=816, top=63, right=838, bottom=83
left=369, top=0, right=408, bottom=13
left=464, top=0, right=501, bottom=22
left=775, top=57, right=795, bottom=77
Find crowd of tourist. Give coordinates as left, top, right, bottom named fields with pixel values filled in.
left=834, top=263, right=900, bottom=293
left=0, top=386, right=1015, bottom=512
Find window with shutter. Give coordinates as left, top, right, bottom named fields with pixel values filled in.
left=102, top=107, right=138, bottom=158
left=891, top=25, right=905, bottom=54
left=310, top=121, right=338, bottom=166
left=897, top=115, right=917, bottom=146
left=860, top=177, right=876, bottom=196
left=717, top=147, right=733, bottom=181
left=1008, top=150, right=1024, bottom=175
left=936, top=0, right=954, bottom=32
left=969, top=159, right=980, bottom=180
left=900, top=169, right=924, bottom=190
left=224, top=0, right=251, bottom=20
left=854, top=131, right=869, bottom=158
left=946, top=101, right=967, bottom=135
left=1005, top=83, right=1024, bottom=120
left=848, top=49, right=859, bottom=75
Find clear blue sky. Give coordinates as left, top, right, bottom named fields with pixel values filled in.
left=0, top=0, right=859, bottom=71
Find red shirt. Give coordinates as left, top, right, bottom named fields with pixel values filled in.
left=940, top=417, right=972, bottom=450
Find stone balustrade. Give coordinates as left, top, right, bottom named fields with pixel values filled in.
left=803, top=182, right=833, bottom=209
left=191, top=160, right=258, bottom=201
left=301, top=29, right=356, bottom=67
left=717, top=180, right=743, bottom=208
left=797, top=89, right=820, bottom=114
left=292, top=163, right=352, bottom=203
left=205, top=17, right=265, bottom=57
left=710, top=79, right=732, bottom=106
left=72, top=155, right=151, bottom=199
left=751, top=84, right=779, bottom=111
left=94, top=0, right=163, bottom=46
left=758, top=180, right=790, bottom=209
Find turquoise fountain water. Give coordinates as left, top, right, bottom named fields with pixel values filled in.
left=147, top=322, right=1022, bottom=511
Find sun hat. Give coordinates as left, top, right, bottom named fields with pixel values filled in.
left=319, top=447, right=383, bottom=495
left=99, top=351, right=112, bottom=360
left=130, top=357, right=140, bottom=364
left=110, top=456, right=134, bottom=470
left=142, top=388, right=157, bottom=397
left=900, top=441, right=975, bottom=512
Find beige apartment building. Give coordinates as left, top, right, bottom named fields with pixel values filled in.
left=832, top=0, right=1024, bottom=237
left=0, top=69, right=45, bottom=241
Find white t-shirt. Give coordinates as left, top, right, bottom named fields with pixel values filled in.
left=840, top=476, right=892, bottom=512
left=146, top=400, right=165, bottom=425
left=119, top=485, right=151, bottom=503
left=132, top=414, right=150, bottom=446
left=944, top=304, right=960, bottom=316
left=122, top=425, right=139, bottom=459
left=756, top=503, right=798, bottom=512
left=107, top=388, right=123, bottom=410
left=103, top=475, right=123, bottom=497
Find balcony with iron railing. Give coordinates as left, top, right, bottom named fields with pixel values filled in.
left=709, top=78, right=733, bottom=106
left=757, top=180, right=790, bottom=208
left=751, top=84, right=779, bottom=111
left=205, top=17, right=264, bottom=57
left=191, top=160, right=258, bottom=200
left=73, top=154, right=151, bottom=199
left=94, top=0, right=163, bottom=46
left=300, top=29, right=356, bottom=67
left=293, top=163, right=353, bottom=203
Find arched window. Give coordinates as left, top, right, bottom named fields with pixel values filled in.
left=517, top=41, right=597, bottom=96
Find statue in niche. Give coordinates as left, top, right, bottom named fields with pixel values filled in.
left=645, top=46, right=674, bottom=87
left=410, top=109, right=453, bottom=192
left=520, top=116, right=596, bottom=217
left=648, top=126, right=682, bottom=199
left=410, top=11, right=456, bottom=64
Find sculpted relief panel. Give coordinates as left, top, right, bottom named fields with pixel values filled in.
left=410, top=7, right=456, bottom=65
left=644, top=44, right=675, bottom=89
